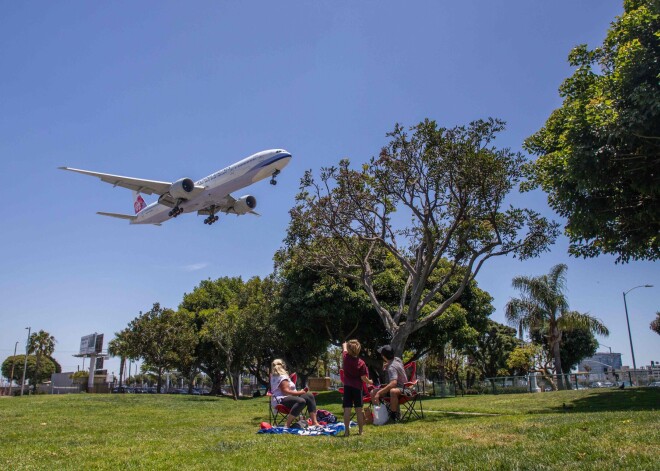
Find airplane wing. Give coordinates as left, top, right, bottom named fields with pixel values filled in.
left=97, top=211, right=137, bottom=221
left=58, top=167, right=205, bottom=198
left=97, top=211, right=162, bottom=226
left=197, top=194, right=260, bottom=216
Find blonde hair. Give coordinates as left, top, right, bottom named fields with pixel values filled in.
left=346, top=339, right=361, bottom=358
left=271, top=358, right=288, bottom=376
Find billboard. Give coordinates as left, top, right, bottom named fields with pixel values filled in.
left=79, top=333, right=104, bottom=355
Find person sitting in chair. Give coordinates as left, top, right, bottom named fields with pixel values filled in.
left=270, top=359, right=320, bottom=428
left=372, top=345, right=407, bottom=422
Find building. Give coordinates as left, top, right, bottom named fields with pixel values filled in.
left=578, top=352, right=623, bottom=380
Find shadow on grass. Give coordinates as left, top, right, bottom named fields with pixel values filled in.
left=551, top=388, right=660, bottom=414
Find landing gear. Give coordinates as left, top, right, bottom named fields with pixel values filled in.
left=270, top=169, right=281, bottom=185
left=168, top=206, right=184, bottom=217
left=203, top=205, right=219, bottom=225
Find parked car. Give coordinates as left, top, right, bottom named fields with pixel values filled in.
left=648, top=381, right=660, bottom=388
left=590, top=381, right=615, bottom=388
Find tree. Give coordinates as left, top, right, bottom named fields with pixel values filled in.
left=2, top=355, right=58, bottom=387
left=108, top=329, right=135, bottom=388
left=27, top=330, right=56, bottom=392
left=524, top=0, right=660, bottom=262
left=506, top=343, right=556, bottom=388
left=531, top=324, right=599, bottom=372
left=179, top=276, right=280, bottom=395
left=126, top=304, right=186, bottom=393
left=651, top=312, right=660, bottom=335
left=179, top=277, right=244, bottom=394
left=286, top=118, right=558, bottom=357
left=505, top=264, right=609, bottom=388
left=465, top=320, right=521, bottom=379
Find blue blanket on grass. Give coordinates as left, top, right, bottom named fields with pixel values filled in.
left=258, top=422, right=354, bottom=436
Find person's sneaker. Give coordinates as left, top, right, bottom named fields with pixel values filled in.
left=389, top=411, right=400, bottom=423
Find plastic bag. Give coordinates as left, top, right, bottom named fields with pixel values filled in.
left=372, top=405, right=389, bottom=425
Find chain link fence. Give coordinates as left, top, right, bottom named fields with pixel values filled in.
left=479, top=371, right=659, bottom=394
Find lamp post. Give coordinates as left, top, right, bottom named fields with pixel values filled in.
left=8, top=341, right=18, bottom=396
left=598, top=343, right=612, bottom=354
left=20, top=327, right=31, bottom=396
left=623, top=284, right=653, bottom=382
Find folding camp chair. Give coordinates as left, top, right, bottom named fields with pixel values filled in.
left=379, top=361, right=424, bottom=422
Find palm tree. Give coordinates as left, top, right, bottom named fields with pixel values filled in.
left=27, top=330, right=56, bottom=392
left=108, top=329, right=134, bottom=389
left=505, top=264, right=609, bottom=389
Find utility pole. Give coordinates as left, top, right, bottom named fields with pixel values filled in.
left=8, top=341, right=18, bottom=396
left=20, top=327, right=31, bottom=396
left=623, top=284, right=653, bottom=385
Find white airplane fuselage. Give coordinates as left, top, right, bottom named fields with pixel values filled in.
left=134, top=149, right=291, bottom=224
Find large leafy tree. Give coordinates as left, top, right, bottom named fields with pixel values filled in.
left=531, top=323, right=600, bottom=372
left=465, top=320, right=521, bottom=379
left=505, top=264, right=609, bottom=388
left=179, top=276, right=280, bottom=395
left=232, top=276, right=282, bottom=389
left=2, top=354, right=60, bottom=387
left=179, top=277, right=243, bottom=394
left=127, top=303, right=189, bottom=393
left=286, top=118, right=558, bottom=357
left=524, top=0, right=660, bottom=262
left=274, top=248, right=385, bottom=379
left=27, top=330, right=56, bottom=393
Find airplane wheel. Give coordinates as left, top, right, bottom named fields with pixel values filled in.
left=270, top=179, right=277, bottom=185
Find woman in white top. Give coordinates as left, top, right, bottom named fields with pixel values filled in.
left=270, top=359, right=319, bottom=428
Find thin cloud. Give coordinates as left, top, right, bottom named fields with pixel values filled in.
left=183, top=262, right=209, bottom=272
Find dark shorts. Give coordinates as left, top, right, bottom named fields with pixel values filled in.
left=342, top=385, right=363, bottom=408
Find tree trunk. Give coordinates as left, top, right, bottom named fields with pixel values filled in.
left=157, top=367, right=163, bottom=393
left=119, top=357, right=125, bottom=387
left=33, top=354, right=41, bottom=394
left=551, top=327, right=564, bottom=390
left=188, top=372, right=195, bottom=394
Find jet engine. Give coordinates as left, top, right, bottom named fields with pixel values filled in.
left=233, top=195, right=257, bottom=214
left=169, top=178, right=196, bottom=199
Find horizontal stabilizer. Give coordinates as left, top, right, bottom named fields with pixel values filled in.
left=97, top=211, right=137, bottom=221
left=249, top=210, right=260, bottom=216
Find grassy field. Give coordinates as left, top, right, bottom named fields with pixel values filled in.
left=1, top=388, right=659, bottom=470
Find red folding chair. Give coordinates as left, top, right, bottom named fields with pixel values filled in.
left=379, top=361, right=424, bottom=422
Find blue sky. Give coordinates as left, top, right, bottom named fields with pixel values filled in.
left=0, top=1, right=657, bottom=378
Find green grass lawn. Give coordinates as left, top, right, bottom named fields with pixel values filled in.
left=1, top=388, right=659, bottom=470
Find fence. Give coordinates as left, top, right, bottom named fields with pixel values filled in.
left=428, top=381, right=456, bottom=397
left=480, top=371, right=658, bottom=394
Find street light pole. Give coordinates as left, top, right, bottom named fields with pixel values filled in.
left=8, top=341, right=18, bottom=396
left=20, top=327, right=31, bottom=396
left=623, top=285, right=653, bottom=382
left=598, top=343, right=612, bottom=354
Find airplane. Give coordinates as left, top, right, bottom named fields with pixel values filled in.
left=59, top=149, right=292, bottom=226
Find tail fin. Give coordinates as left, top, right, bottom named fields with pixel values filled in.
left=133, top=191, right=147, bottom=214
